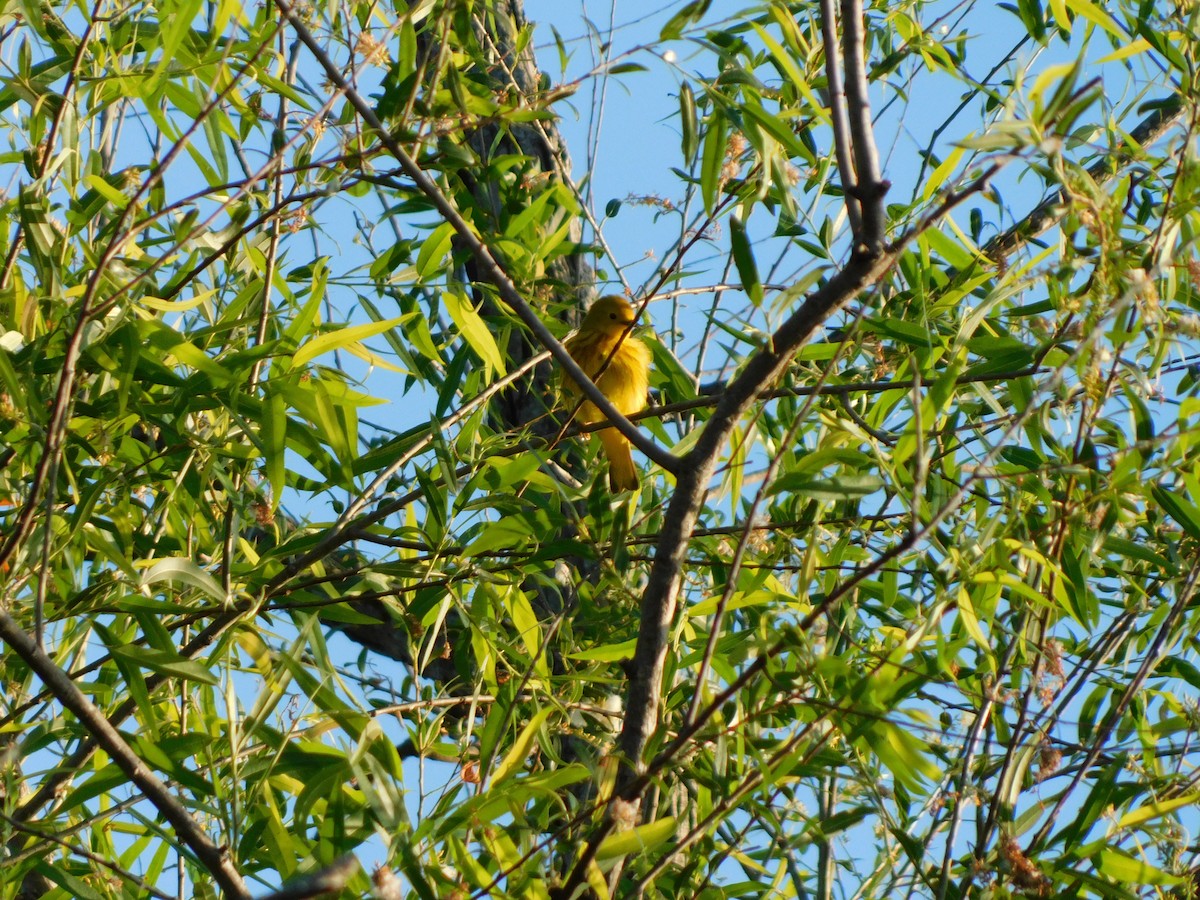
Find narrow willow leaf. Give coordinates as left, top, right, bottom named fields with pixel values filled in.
left=501, top=584, right=549, bottom=679
left=109, top=645, right=220, bottom=686
left=955, top=586, right=991, bottom=651
left=83, top=173, right=129, bottom=209
left=660, top=0, right=711, bottom=39
left=567, top=639, right=638, bottom=661
left=416, top=221, right=456, bottom=279
left=148, top=0, right=205, bottom=95
left=1062, top=0, right=1126, bottom=39
left=679, top=82, right=698, bottom=163
left=700, top=109, right=727, bottom=214
left=729, top=215, right=762, bottom=305
left=1152, top=486, right=1200, bottom=540
left=1117, top=793, right=1200, bottom=828
left=140, top=557, right=225, bottom=602
left=586, top=861, right=612, bottom=900
left=262, top=387, right=287, bottom=510
left=292, top=316, right=404, bottom=369
left=596, top=817, right=677, bottom=861
left=1094, top=848, right=1183, bottom=885
left=490, top=708, right=552, bottom=786
left=443, top=288, right=506, bottom=375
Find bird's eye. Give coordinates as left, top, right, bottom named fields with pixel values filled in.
left=610, top=313, right=617, bottom=319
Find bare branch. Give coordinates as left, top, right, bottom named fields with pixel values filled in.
left=820, top=0, right=862, bottom=236
left=554, top=247, right=899, bottom=899
left=840, top=0, right=887, bottom=249
left=615, top=251, right=895, bottom=771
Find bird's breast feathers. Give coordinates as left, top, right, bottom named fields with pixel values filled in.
left=562, top=330, right=651, bottom=417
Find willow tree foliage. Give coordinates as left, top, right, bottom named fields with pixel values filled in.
left=1, top=0, right=1198, bottom=897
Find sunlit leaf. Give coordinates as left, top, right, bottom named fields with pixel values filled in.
left=596, top=817, right=677, bottom=861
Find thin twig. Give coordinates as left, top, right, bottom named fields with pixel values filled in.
left=0, top=808, right=175, bottom=900
left=1028, top=559, right=1200, bottom=851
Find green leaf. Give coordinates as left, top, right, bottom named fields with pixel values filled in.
left=18, top=185, right=59, bottom=288
left=679, top=83, right=698, bottom=164
left=292, top=316, right=405, bottom=369
left=1094, top=848, right=1182, bottom=886
left=490, top=708, right=552, bottom=786
left=955, top=586, right=991, bottom=652
left=660, top=0, right=711, bottom=39
left=567, top=639, right=638, bottom=661
left=768, top=473, right=886, bottom=500
left=1061, top=0, right=1126, bottom=40
left=147, top=0, right=205, bottom=95
left=83, top=173, right=129, bottom=209
left=596, top=817, right=677, bottom=861
left=866, top=316, right=936, bottom=348
left=443, top=288, right=506, bottom=375
left=866, top=720, right=940, bottom=792
left=1152, top=485, right=1200, bottom=540
left=139, top=558, right=225, bottom=602
left=261, top=387, right=287, bottom=509
left=499, top=584, right=548, bottom=678
left=416, top=221, right=456, bottom=279
left=35, top=861, right=106, bottom=900
left=109, top=645, right=220, bottom=685
left=1117, top=793, right=1200, bottom=829
left=700, top=109, right=728, bottom=214
left=729, top=215, right=762, bottom=305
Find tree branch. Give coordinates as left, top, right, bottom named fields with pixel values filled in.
left=256, top=854, right=359, bottom=900
left=0, top=611, right=251, bottom=899
left=840, top=0, right=887, bottom=250
left=984, top=92, right=1184, bottom=262
left=554, top=250, right=900, bottom=899
left=614, top=248, right=895, bottom=775
left=820, top=0, right=862, bottom=236
left=274, top=0, right=678, bottom=478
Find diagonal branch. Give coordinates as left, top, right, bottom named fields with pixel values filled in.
left=554, top=250, right=902, bottom=900
left=984, top=92, right=1184, bottom=261
left=614, top=0, right=890, bottom=791
left=614, top=249, right=895, bottom=775
left=256, top=854, right=360, bottom=900
left=274, top=0, right=678, bottom=478
left=0, top=612, right=251, bottom=899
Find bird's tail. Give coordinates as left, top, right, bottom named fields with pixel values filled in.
left=598, top=428, right=638, bottom=491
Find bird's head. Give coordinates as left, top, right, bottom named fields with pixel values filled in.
left=580, top=294, right=638, bottom=334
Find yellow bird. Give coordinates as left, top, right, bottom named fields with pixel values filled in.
left=561, top=295, right=652, bottom=491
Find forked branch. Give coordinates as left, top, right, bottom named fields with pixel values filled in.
left=552, top=7, right=893, bottom=894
